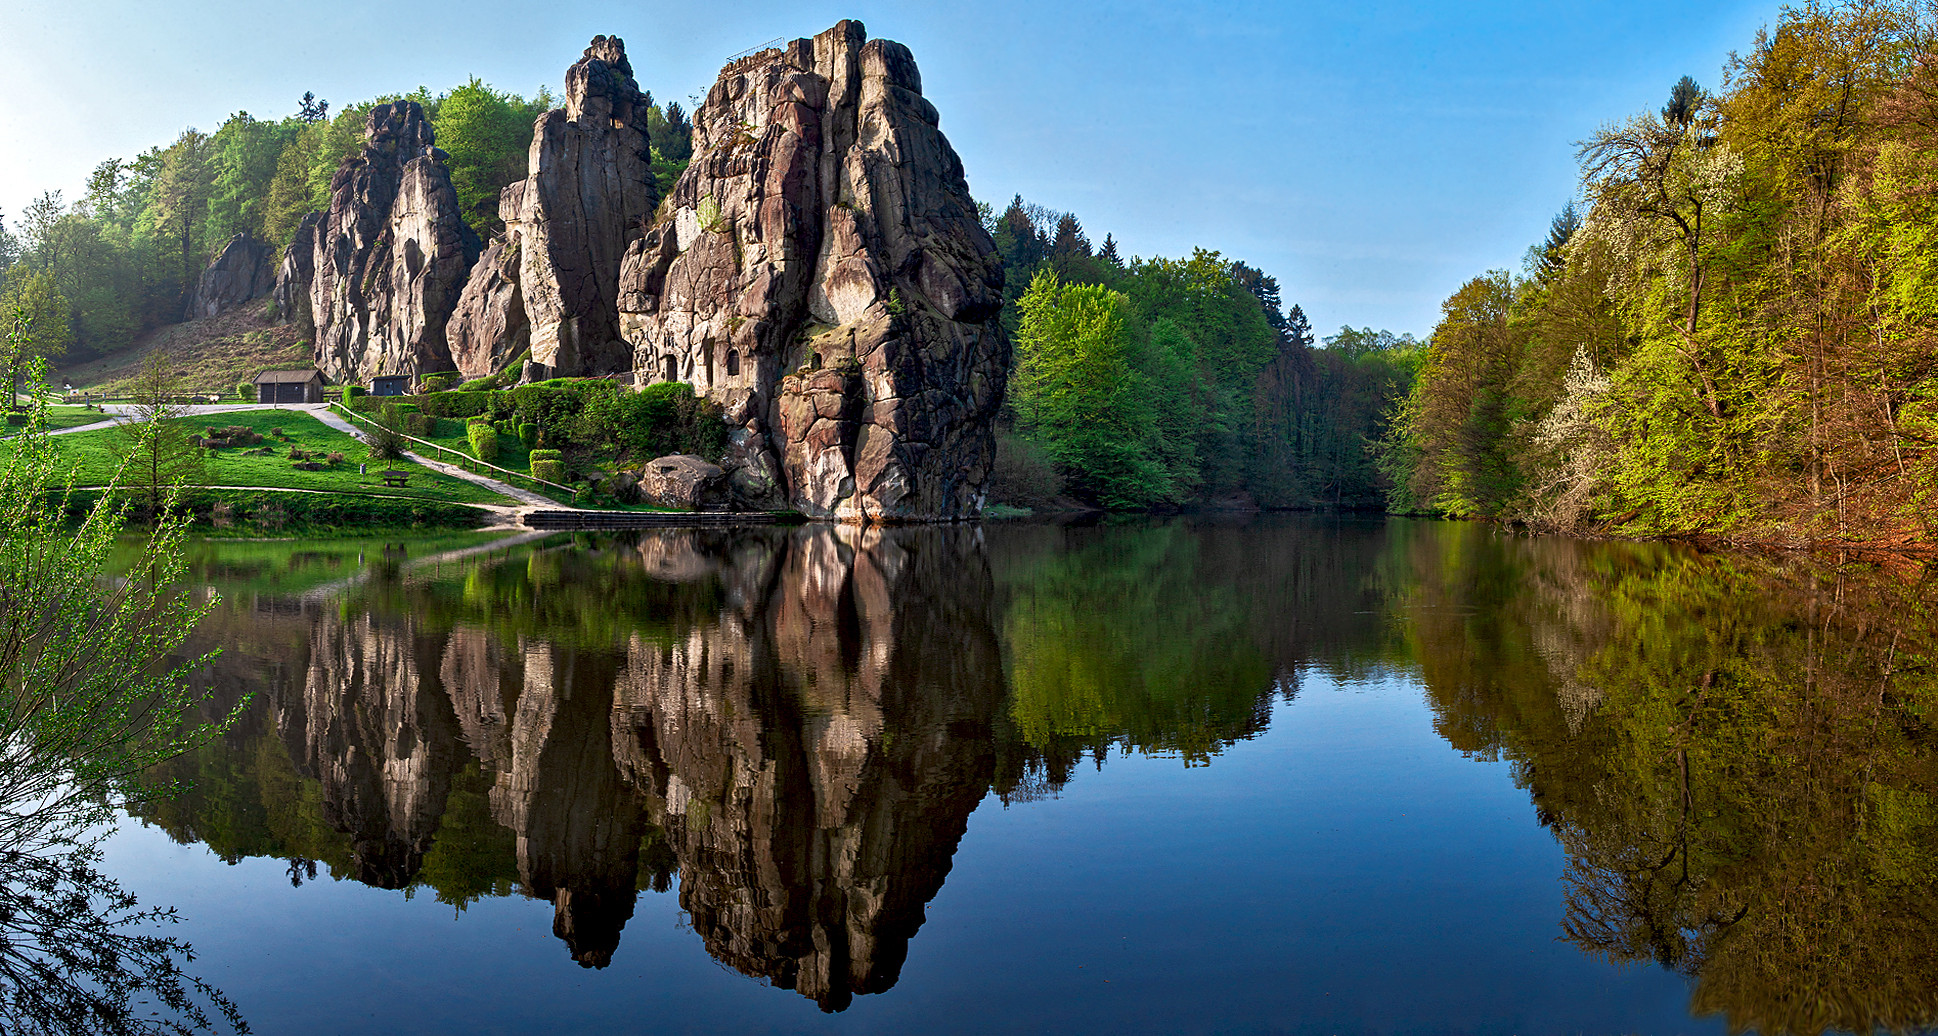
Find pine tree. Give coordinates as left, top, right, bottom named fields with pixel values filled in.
left=1097, top=234, right=1122, bottom=266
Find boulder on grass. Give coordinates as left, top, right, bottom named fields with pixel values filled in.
left=636, top=455, right=726, bottom=511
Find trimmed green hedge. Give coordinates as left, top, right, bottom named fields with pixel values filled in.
left=467, top=422, right=500, bottom=462
left=530, top=459, right=567, bottom=484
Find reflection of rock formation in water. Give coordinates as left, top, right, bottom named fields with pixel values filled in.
left=492, top=641, right=647, bottom=968
left=611, top=526, right=1003, bottom=1009
left=279, top=611, right=462, bottom=888
left=239, top=526, right=1003, bottom=1002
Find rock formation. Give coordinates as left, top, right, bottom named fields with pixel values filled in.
left=616, top=21, right=1009, bottom=522
left=449, top=36, right=658, bottom=380
left=301, top=101, right=481, bottom=386
left=628, top=453, right=727, bottom=510
left=272, top=212, right=320, bottom=334
left=184, top=232, right=275, bottom=320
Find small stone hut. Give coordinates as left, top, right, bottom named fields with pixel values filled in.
left=254, top=369, right=325, bottom=404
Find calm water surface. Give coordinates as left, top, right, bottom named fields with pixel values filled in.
left=98, top=518, right=1938, bottom=1034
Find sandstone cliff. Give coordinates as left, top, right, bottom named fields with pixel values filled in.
left=184, top=232, right=275, bottom=320
left=272, top=212, right=320, bottom=334
left=299, top=101, right=480, bottom=385
left=616, top=21, right=1008, bottom=522
left=449, top=36, right=658, bottom=380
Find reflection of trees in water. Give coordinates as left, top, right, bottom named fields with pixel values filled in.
left=991, top=519, right=1403, bottom=781
left=1401, top=524, right=1938, bottom=1035
left=124, top=517, right=1422, bottom=1010
left=0, top=828, right=244, bottom=1035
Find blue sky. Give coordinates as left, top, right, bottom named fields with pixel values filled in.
left=0, top=0, right=1778, bottom=336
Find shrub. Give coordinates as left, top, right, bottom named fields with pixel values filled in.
left=361, top=424, right=408, bottom=462
left=236, top=382, right=254, bottom=400
left=406, top=413, right=436, bottom=438
left=530, top=459, right=568, bottom=484
left=467, top=422, right=500, bottom=462
left=286, top=446, right=308, bottom=460
left=420, top=372, right=460, bottom=392
left=345, top=385, right=366, bottom=399
left=529, top=449, right=564, bottom=463
left=326, top=451, right=345, bottom=465
left=517, top=423, right=539, bottom=448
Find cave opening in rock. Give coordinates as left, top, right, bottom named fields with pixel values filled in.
left=726, top=349, right=740, bottom=376
left=662, top=354, right=677, bottom=381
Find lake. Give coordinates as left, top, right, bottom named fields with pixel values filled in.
left=96, top=518, right=1938, bottom=1035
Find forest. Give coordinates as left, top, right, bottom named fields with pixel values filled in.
left=981, top=197, right=1420, bottom=511
left=1390, top=0, right=1938, bottom=544
left=0, top=81, right=694, bottom=367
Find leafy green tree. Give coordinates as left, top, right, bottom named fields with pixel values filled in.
left=112, top=353, right=205, bottom=518
left=1011, top=269, right=1170, bottom=508
left=1, top=273, right=73, bottom=406
left=434, top=79, right=548, bottom=237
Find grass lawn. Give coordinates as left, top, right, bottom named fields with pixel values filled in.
left=16, top=409, right=516, bottom=505
left=1, top=406, right=112, bottom=437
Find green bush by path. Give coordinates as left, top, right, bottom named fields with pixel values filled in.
left=8, top=408, right=514, bottom=504
left=467, top=421, right=500, bottom=462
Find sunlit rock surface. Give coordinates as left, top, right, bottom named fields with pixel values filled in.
left=617, top=21, right=1009, bottom=521
left=300, top=101, right=481, bottom=385
left=449, top=36, right=658, bottom=380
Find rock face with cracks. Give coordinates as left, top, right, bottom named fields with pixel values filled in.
left=616, top=20, right=1008, bottom=522
left=449, top=36, right=658, bottom=381
left=303, top=101, right=481, bottom=386
left=185, top=232, right=276, bottom=320
left=273, top=212, right=321, bottom=334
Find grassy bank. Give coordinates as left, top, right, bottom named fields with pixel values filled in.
left=1, top=405, right=109, bottom=437
left=21, top=409, right=515, bottom=505
left=68, top=487, right=494, bottom=536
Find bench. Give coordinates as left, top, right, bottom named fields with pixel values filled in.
left=379, top=470, right=410, bottom=488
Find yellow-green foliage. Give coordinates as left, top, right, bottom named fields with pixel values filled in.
left=465, top=421, right=499, bottom=462
left=1393, top=1, right=1938, bottom=544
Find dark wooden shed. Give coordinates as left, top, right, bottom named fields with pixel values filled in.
left=254, top=369, right=325, bottom=404
left=370, top=375, right=412, bottom=397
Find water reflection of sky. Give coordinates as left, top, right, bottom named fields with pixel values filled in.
left=106, top=665, right=1708, bottom=1035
